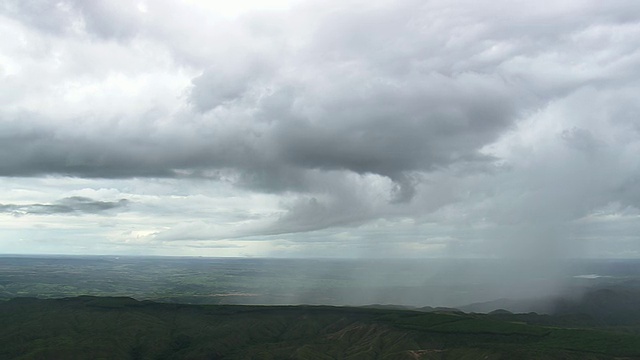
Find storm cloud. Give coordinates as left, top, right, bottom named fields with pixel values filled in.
left=1, top=0, right=640, bottom=257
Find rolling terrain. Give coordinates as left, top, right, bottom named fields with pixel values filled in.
left=2, top=296, right=640, bottom=359
left=3, top=257, right=640, bottom=359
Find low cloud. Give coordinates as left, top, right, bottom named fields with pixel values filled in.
left=0, top=197, right=129, bottom=216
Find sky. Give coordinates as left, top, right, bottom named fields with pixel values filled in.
left=1, top=0, right=640, bottom=258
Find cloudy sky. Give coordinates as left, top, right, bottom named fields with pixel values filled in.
left=1, top=0, right=640, bottom=258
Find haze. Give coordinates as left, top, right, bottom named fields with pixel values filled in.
left=1, top=0, right=640, bottom=262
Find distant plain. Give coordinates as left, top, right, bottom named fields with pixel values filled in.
left=2, top=256, right=639, bottom=308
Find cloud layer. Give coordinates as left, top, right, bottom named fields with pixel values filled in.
left=1, top=0, right=640, bottom=257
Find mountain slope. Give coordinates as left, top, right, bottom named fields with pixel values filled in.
left=1, top=296, right=639, bottom=359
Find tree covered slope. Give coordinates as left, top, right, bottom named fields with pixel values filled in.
left=1, top=296, right=639, bottom=359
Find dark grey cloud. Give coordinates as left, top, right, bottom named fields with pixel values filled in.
left=266, top=74, right=514, bottom=173
left=0, top=0, right=76, bottom=35
left=71, top=1, right=141, bottom=40
left=0, top=0, right=142, bottom=39
left=0, top=111, right=249, bottom=178
left=0, top=197, right=129, bottom=216
left=0, top=1, right=528, bottom=198
left=266, top=195, right=373, bottom=235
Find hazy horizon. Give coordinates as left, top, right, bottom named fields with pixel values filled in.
left=4, top=255, right=639, bottom=309
left=2, top=253, right=640, bottom=260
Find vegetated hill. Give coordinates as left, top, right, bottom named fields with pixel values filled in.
left=461, top=287, right=640, bottom=331
left=554, top=288, right=640, bottom=326
left=1, top=297, right=640, bottom=359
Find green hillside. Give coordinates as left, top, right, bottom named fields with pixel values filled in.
left=1, top=296, right=640, bottom=359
